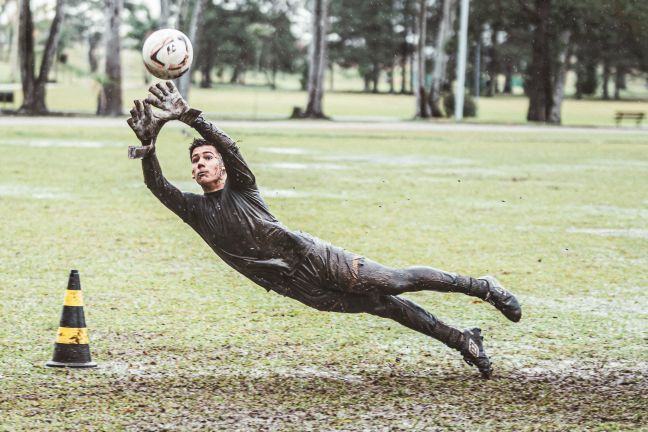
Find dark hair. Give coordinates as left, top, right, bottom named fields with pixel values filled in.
left=189, top=138, right=218, bottom=160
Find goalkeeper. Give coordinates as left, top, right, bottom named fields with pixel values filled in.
left=127, top=82, right=522, bottom=379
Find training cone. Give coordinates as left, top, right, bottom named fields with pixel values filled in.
left=45, top=270, right=97, bottom=368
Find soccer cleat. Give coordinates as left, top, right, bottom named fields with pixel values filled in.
left=460, top=328, right=492, bottom=379
left=479, top=275, right=522, bottom=323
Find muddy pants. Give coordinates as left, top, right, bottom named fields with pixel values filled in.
left=270, top=242, right=489, bottom=349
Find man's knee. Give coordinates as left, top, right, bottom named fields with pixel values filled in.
left=354, top=259, right=414, bottom=295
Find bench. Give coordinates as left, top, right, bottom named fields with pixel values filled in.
left=0, top=91, right=14, bottom=102
left=615, top=111, right=645, bottom=127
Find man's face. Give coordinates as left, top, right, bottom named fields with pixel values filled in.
left=191, top=145, right=225, bottom=192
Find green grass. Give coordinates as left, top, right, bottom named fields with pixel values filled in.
left=0, top=123, right=647, bottom=430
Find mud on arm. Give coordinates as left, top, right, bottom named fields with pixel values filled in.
left=141, top=151, right=193, bottom=223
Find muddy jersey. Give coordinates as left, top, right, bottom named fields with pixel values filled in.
left=141, top=115, right=325, bottom=292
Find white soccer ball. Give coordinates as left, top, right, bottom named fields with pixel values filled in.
left=142, top=28, right=193, bottom=80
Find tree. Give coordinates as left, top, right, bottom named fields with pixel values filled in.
left=413, top=0, right=429, bottom=118
left=17, top=0, right=65, bottom=114
left=255, top=11, right=300, bottom=89
left=97, top=0, right=122, bottom=116
left=329, top=0, right=400, bottom=93
left=548, top=29, right=572, bottom=123
left=193, top=1, right=298, bottom=89
left=175, top=0, right=206, bottom=100
left=159, top=0, right=170, bottom=28
left=297, top=0, right=329, bottom=118
left=520, top=0, right=553, bottom=123
left=429, top=0, right=457, bottom=117
left=57, top=0, right=105, bottom=77
left=394, top=0, right=416, bottom=94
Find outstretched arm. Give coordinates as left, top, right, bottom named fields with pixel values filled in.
left=145, top=82, right=256, bottom=189
left=126, top=97, right=193, bottom=222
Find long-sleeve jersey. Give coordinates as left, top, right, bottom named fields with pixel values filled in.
left=141, top=116, right=316, bottom=291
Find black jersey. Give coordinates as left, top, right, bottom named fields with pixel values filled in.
left=141, top=116, right=319, bottom=292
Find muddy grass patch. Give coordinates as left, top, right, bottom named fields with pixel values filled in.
left=2, top=361, right=645, bottom=431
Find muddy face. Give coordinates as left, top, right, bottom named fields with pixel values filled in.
left=191, top=145, right=226, bottom=193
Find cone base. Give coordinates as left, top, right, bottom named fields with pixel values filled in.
left=45, top=360, right=97, bottom=368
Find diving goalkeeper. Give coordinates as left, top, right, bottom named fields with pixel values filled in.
left=127, top=82, right=522, bottom=379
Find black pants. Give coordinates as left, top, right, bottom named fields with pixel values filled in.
left=271, top=242, right=487, bottom=348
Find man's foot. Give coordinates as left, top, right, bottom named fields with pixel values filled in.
left=460, top=328, right=493, bottom=379
left=479, top=276, right=522, bottom=323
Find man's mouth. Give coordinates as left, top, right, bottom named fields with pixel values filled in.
left=197, top=171, right=208, bottom=178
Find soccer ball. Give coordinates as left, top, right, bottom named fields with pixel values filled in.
left=142, top=28, right=193, bottom=80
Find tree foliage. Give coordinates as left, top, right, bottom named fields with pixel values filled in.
left=194, top=0, right=299, bottom=88
left=6, top=0, right=648, bottom=121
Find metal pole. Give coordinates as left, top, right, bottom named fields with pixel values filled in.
left=455, top=0, right=470, bottom=121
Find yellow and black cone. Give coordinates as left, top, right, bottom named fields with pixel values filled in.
left=45, top=270, right=97, bottom=368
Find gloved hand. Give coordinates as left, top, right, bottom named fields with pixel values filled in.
left=145, top=81, right=196, bottom=124
left=126, top=99, right=163, bottom=146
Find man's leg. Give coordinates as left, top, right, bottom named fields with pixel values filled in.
left=272, top=257, right=493, bottom=377
left=323, top=292, right=493, bottom=378
left=347, top=257, right=521, bottom=322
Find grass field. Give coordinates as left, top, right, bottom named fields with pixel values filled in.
left=0, top=121, right=647, bottom=430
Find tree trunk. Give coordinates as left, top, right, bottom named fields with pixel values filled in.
left=503, top=62, right=513, bottom=94
left=230, top=66, right=240, bottom=84
left=175, top=0, right=206, bottom=100
left=526, top=0, right=552, bottom=123
left=614, top=66, right=625, bottom=100
left=429, top=0, right=458, bottom=117
left=97, top=0, right=122, bottom=116
left=88, top=32, right=101, bottom=73
left=602, top=59, right=610, bottom=100
left=486, top=26, right=499, bottom=97
left=414, top=0, right=429, bottom=118
left=472, top=40, right=481, bottom=97
left=0, top=1, right=10, bottom=60
left=18, top=0, right=64, bottom=114
left=400, top=43, right=408, bottom=94
left=409, top=42, right=415, bottom=93
left=302, top=0, right=328, bottom=118
left=372, top=63, right=379, bottom=93
left=200, top=54, right=212, bottom=88
left=2, top=18, right=10, bottom=61
left=159, top=0, right=170, bottom=28
left=9, top=5, right=20, bottom=82
left=271, top=67, right=277, bottom=90
left=363, top=73, right=371, bottom=92
left=548, top=30, right=571, bottom=124
left=18, top=0, right=35, bottom=110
